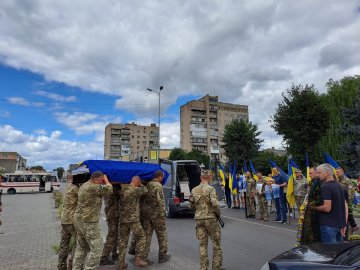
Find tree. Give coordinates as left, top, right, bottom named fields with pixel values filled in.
left=318, top=76, right=360, bottom=161
left=251, top=151, right=288, bottom=176
left=271, top=84, right=330, bottom=164
left=169, top=147, right=186, bottom=161
left=221, top=118, right=263, bottom=166
left=56, top=167, right=65, bottom=179
left=30, top=165, right=45, bottom=172
left=338, top=87, right=360, bottom=177
left=186, top=149, right=210, bottom=169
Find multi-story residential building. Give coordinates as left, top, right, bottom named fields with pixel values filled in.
left=0, top=152, right=27, bottom=173
left=104, top=122, right=159, bottom=160
left=180, top=95, right=248, bottom=159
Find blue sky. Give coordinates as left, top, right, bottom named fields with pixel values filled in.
left=0, top=1, right=359, bottom=170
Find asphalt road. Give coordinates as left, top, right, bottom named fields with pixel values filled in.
left=99, top=206, right=298, bottom=270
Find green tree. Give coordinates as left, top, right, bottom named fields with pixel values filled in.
left=251, top=151, right=288, bottom=176
left=338, top=87, right=360, bottom=177
left=30, top=165, right=45, bottom=172
left=271, top=84, right=330, bottom=164
left=169, top=147, right=187, bottom=160
left=56, top=167, right=65, bottom=179
left=185, top=149, right=210, bottom=169
left=221, top=119, right=263, bottom=166
left=318, top=76, right=360, bottom=161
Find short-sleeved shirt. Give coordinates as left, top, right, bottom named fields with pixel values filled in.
left=273, top=174, right=287, bottom=190
left=319, top=180, right=346, bottom=228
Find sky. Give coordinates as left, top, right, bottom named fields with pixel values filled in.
left=0, top=0, right=360, bottom=170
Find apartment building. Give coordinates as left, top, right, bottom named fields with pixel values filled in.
left=104, top=122, right=159, bottom=160
left=180, top=95, right=248, bottom=159
left=0, top=152, right=27, bottom=173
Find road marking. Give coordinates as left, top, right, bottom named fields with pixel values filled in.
left=222, top=215, right=297, bottom=233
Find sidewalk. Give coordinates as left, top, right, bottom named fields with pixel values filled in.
left=0, top=193, right=60, bottom=270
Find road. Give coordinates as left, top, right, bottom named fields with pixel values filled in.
left=0, top=191, right=298, bottom=270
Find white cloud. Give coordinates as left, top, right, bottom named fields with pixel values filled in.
left=34, top=90, right=77, bottom=102
left=160, top=122, right=180, bottom=149
left=54, top=111, right=121, bottom=141
left=0, top=124, right=102, bottom=170
left=7, top=97, right=44, bottom=107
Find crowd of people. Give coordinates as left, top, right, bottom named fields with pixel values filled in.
left=57, top=170, right=172, bottom=270
left=223, top=163, right=359, bottom=244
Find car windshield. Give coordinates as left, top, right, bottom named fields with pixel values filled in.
left=333, top=245, right=360, bottom=266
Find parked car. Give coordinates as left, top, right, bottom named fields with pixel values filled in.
left=261, top=241, right=360, bottom=270
left=159, top=159, right=224, bottom=218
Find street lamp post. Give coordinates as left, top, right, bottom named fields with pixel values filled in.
left=147, top=86, right=163, bottom=162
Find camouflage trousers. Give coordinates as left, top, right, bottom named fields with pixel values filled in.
left=73, top=219, right=103, bottom=270
left=195, top=218, right=223, bottom=270
left=101, top=218, right=119, bottom=258
left=257, top=196, right=269, bottom=218
left=246, top=195, right=256, bottom=216
left=129, top=217, right=168, bottom=259
left=295, top=196, right=305, bottom=213
left=57, top=224, right=76, bottom=270
left=118, top=221, right=146, bottom=264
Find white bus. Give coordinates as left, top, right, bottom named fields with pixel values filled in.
left=0, top=172, right=60, bottom=194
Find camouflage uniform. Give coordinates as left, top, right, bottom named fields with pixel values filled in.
left=257, top=177, right=269, bottom=220
left=294, top=176, right=308, bottom=212
left=73, top=180, right=113, bottom=270
left=101, top=185, right=120, bottom=260
left=246, top=176, right=256, bottom=216
left=58, top=183, right=79, bottom=270
left=189, top=183, right=222, bottom=270
left=141, top=179, right=168, bottom=260
left=338, top=175, right=358, bottom=230
left=118, top=184, right=148, bottom=267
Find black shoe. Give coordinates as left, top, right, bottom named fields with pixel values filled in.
left=100, top=257, right=114, bottom=265
left=273, top=219, right=282, bottom=223
left=281, top=220, right=287, bottom=224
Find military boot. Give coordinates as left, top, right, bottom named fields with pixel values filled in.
left=158, top=253, right=171, bottom=263
left=134, top=257, right=148, bottom=267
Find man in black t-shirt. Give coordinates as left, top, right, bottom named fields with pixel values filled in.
left=312, top=163, right=348, bottom=243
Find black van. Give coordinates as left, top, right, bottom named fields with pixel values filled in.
left=160, top=159, right=224, bottom=218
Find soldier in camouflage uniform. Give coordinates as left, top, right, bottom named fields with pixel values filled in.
left=118, top=176, right=148, bottom=269
left=57, top=173, right=80, bottom=270
left=294, top=169, right=309, bottom=214
left=73, top=171, right=113, bottom=270
left=255, top=172, right=269, bottom=221
left=100, top=185, right=120, bottom=265
left=141, top=170, right=171, bottom=263
left=336, top=168, right=359, bottom=234
left=189, top=170, right=223, bottom=270
left=245, top=170, right=256, bottom=218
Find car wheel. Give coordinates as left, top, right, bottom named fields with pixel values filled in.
left=7, top=188, right=16, bottom=195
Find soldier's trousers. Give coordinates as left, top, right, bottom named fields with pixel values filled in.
left=57, top=224, right=76, bottom=270
left=73, top=219, right=103, bottom=270
left=101, top=218, right=119, bottom=258
left=118, top=221, right=146, bottom=264
left=295, top=196, right=305, bottom=213
left=195, top=218, right=222, bottom=270
left=143, top=217, right=168, bottom=259
left=258, top=197, right=269, bottom=218
left=246, top=195, right=256, bottom=216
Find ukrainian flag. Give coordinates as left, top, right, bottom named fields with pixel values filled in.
left=286, top=159, right=299, bottom=208
left=269, top=160, right=289, bottom=180
left=249, top=160, right=259, bottom=181
left=219, top=164, right=226, bottom=187
left=231, top=161, right=238, bottom=194
left=306, top=153, right=311, bottom=184
left=323, top=153, right=340, bottom=179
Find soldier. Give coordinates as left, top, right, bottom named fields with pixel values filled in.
left=73, top=171, right=113, bottom=270
left=294, top=169, right=309, bottom=214
left=100, top=185, right=120, bottom=265
left=141, top=170, right=171, bottom=263
left=57, top=173, right=80, bottom=270
left=336, top=168, right=359, bottom=234
left=245, top=170, right=256, bottom=218
left=189, top=170, right=223, bottom=270
left=255, top=171, right=269, bottom=221
left=118, top=176, right=148, bottom=269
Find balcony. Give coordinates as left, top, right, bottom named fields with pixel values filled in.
left=211, top=146, right=220, bottom=154
left=121, top=129, right=130, bottom=135
left=191, top=141, right=207, bottom=146
left=190, top=106, right=206, bottom=111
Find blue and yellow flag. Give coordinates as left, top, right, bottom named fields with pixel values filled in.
left=305, top=153, right=311, bottom=184
left=243, top=162, right=249, bottom=174
left=286, top=159, right=299, bottom=208
left=219, top=164, right=226, bottom=187
left=269, top=160, right=289, bottom=180
left=231, top=161, right=238, bottom=194
left=323, top=153, right=340, bottom=179
left=228, top=162, right=234, bottom=192
left=249, top=160, right=259, bottom=181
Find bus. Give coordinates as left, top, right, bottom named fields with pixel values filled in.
left=0, top=172, right=60, bottom=194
